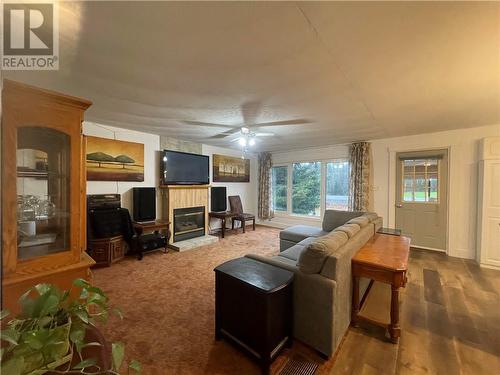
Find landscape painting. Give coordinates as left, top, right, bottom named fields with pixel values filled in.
left=213, top=154, right=250, bottom=183
left=86, top=136, right=144, bottom=181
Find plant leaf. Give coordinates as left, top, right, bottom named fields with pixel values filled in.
left=74, top=309, right=89, bottom=324
left=0, top=356, right=24, bottom=375
left=24, top=333, right=44, bottom=350
left=111, top=342, right=125, bottom=371
left=1, top=328, right=20, bottom=345
left=73, top=357, right=97, bottom=369
left=73, top=278, right=90, bottom=288
left=0, top=310, right=10, bottom=320
left=129, top=359, right=142, bottom=373
left=69, top=328, right=85, bottom=344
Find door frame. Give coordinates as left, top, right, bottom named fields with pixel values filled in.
left=387, top=146, right=451, bottom=254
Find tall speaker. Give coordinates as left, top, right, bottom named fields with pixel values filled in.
left=133, top=187, right=156, bottom=222
left=211, top=186, right=227, bottom=212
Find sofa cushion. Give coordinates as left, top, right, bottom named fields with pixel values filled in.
left=279, top=238, right=315, bottom=261
left=347, top=216, right=370, bottom=227
left=298, top=231, right=349, bottom=274
left=322, top=210, right=365, bottom=232
left=362, top=212, right=379, bottom=222
left=280, top=245, right=304, bottom=261
left=333, top=223, right=361, bottom=238
left=280, top=225, right=329, bottom=244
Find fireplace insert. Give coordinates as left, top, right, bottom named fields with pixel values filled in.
left=173, top=206, right=205, bottom=242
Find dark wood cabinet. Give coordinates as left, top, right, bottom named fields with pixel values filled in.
left=214, top=257, right=294, bottom=375
left=89, top=236, right=124, bottom=268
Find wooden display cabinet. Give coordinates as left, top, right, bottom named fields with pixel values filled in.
left=1, top=80, right=95, bottom=313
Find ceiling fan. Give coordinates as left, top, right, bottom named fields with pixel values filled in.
left=181, top=100, right=312, bottom=148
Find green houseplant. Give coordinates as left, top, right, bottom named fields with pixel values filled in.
left=1, top=279, right=141, bottom=375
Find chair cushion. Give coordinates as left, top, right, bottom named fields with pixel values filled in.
left=234, top=213, right=255, bottom=220
left=347, top=216, right=370, bottom=227
left=279, top=225, right=329, bottom=244
left=322, top=210, right=365, bottom=232
left=298, top=231, right=349, bottom=274
left=333, top=223, right=361, bottom=238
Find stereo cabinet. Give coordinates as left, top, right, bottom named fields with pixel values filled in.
left=89, top=236, right=125, bottom=268
left=1, top=80, right=95, bottom=313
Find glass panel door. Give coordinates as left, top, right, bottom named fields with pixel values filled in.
left=402, top=158, right=440, bottom=203
left=17, top=127, right=71, bottom=260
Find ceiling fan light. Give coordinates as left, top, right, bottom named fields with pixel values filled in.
left=249, top=138, right=256, bottom=146
left=241, top=127, right=250, bottom=134
left=238, top=137, right=247, bottom=146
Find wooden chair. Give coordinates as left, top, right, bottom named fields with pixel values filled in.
left=228, top=195, right=256, bottom=233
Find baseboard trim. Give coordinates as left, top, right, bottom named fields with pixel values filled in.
left=479, top=263, right=500, bottom=271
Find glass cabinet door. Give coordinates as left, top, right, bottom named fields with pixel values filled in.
left=16, top=127, right=71, bottom=260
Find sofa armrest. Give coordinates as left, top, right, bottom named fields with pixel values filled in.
left=245, top=254, right=297, bottom=273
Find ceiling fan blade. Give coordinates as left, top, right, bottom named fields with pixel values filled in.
left=182, top=120, right=236, bottom=129
left=208, top=127, right=242, bottom=139
left=241, top=100, right=263, bottom=126
left=247, top=119, right=313, bottom=128
left=255, top=132, right=275, bottom=137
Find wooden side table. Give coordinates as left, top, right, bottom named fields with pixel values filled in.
left=132, top=220, right=170, bottom=259
left=214, top=257, right=294, bottom=375
left=351, top=234, right=410, bottom=343
left=209, top=211, right=236, bottom=238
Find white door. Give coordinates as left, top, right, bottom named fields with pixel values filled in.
left=395, top=150, right=448, bottom=251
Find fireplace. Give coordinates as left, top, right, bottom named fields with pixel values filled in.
left=173, top=206, right=205, bottom=242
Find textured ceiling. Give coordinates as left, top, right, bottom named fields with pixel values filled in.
left=3, top=1, right=500, bottom=151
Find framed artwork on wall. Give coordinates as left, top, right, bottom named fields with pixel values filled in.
left=213, top=154, right=250, bottom=183
left=86, top=136, right=144, bottom=181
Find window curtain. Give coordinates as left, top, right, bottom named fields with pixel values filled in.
left=349, top=142, right=371, bottom=211
left=258, top=152, right=274, bottom=220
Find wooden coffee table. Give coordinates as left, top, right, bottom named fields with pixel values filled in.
left=351, top=233, right=410, bottom=343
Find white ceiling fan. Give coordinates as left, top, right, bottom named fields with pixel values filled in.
left=181, top=101, right=312, bottom=149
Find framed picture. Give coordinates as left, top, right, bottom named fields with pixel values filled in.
left=86, top=136, right=144, bottom=181
left=213, top=154, right=250, bottom=183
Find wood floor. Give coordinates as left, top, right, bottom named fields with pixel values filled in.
left=283, top=248, right=500, bottom=375
left=334, top=248, right=500, bottom=374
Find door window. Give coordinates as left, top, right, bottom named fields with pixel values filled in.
left=402, top=158, right=439, bottom=203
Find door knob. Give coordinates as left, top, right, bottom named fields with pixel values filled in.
left=396, top=204, right=403, bottom=208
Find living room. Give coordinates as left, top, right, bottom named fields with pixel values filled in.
left=1, top=2, right=499, bottom=375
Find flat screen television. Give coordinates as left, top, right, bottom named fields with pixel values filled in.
left=161, top=150, right=209, bottom=185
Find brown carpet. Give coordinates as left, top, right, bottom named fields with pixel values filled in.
left=94, top=226, right=313, bottom=375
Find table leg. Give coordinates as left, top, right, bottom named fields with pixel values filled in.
left=389, top=285, right=401, bottom=343
left=352, top=275, right=360, bottom=327
left=221, top=218, right=225, bottom=239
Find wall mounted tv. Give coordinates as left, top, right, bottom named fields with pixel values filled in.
left=161, top=150, right=209, bottom=185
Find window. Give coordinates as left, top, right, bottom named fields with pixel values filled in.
left=272, top=166, right=288, bottom=212
left=292, top=162, right=321, bottom=216
left=402, top=158, right=439, bottom=202
left=325, top=160, right=350, bottom=211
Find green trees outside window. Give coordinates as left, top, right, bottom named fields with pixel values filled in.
left=292, top=162, right=321, bottom=216
left=272, top=166, right=288, bottom=211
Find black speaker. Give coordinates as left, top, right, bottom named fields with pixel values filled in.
left=133, top=187, right=156, bottom=222
left=211, top=186, right=227, bottom=212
